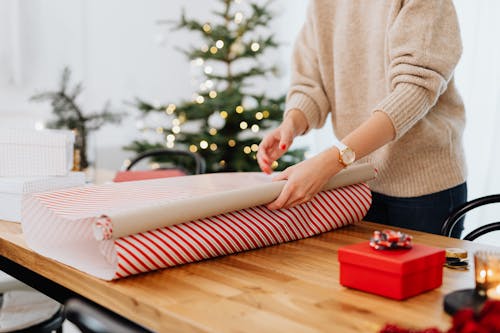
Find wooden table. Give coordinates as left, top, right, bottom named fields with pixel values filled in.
left=0, top=219, right=493, bottom=333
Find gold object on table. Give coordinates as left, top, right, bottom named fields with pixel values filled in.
left=446, top=248, right=468, bottom=259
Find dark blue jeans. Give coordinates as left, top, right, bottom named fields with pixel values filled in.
left=364, top=183, right=467, bottom=239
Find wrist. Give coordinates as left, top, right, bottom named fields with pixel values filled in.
left=283, top=109, right=308, bottom=137
left=319, top=147, right=346, bottom=175
left=335, top=142, right=356, bottom=168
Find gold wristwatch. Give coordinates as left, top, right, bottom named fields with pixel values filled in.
left=336, top=143, right=356, bottom=167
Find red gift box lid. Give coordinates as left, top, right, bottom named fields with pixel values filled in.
left=338, top=241, right=445, bottom=275
left=113, top=169, right=186, bottom=182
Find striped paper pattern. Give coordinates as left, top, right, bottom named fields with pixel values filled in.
left=22, top=178, right=371, bottom=280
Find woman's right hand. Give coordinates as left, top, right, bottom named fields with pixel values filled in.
left=257, top=109, right=307, bottom=174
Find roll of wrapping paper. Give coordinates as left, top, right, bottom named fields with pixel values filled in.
left=93, top=164, right=377, bottom=241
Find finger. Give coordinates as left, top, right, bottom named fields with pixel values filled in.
left=257, top=154, right=272, bottom=174
left=267, top=195, right=286, bottom=210
left=258, top=161, right=272, bottom=174
left=267, top=146, right=286, bottom=162
left=282, top=194, right=313, bottom=210
left=257, top=147, right=275, bottom=174
left=278, top=129, right=293, bottom=152
left=257, top=146, right=278, bottom=171
left=267, top=188, right=290, bottom=210
left=272, top=168, right=290, bottom=181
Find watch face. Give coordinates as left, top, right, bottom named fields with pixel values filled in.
left=341, top=148, right=356, bottom=165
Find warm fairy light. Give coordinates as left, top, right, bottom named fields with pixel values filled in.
left=194, top=58, right=204, bottom=66
left=209, top=128, right=217, bottom=135
left=255, top=112, right=263, bottom=120
left=205, top=80, right=214, bottom=88
left=189, top=145, right=198, bottom=153
left=199, top=83, right=208, bottom=91
left=235, top=105, right=244, bottom=113
left=243, top=146, right=251, bottom=154
left=228, top=139, right=236, bottom=147
left=271, top=161, right=279, bottom=169
left=166, top=141, right=174, bottom=148
left=123, top=159, right=131, bottom=168
left=216, top=40, right=224, bottom=48
left=240, top=121, right=248, bottom=129
left=172, top=126, right=181, bottom=134
left=156, top=127, right=164, bottom=134
left=151, top=163, right=160, bottom=170
left=165, top=104, right=176, bottom=114
left=202, top=23, right=212, bottom=33
left=172, top=119, right=180, bottom=126
left=178, top=113, right=187, bottom=123
left=220, top=111, right=228, bottom=118
left=250, top=42, right=260, bottom=52
left=200, top=140, right=209, bottom=149
left=204, top=66, right=213, bottom=74
left=210, top=46, right=218, bottom=54
left=167, top=134, right=175, bottom=142
left=251, top=124, right=260, bottom=132
left=209, top=90, right=218, bottom=98
left=201, top=44, right=209, bottom=52
left=251, top=144, right=259, bottom=152
left=196, top=96, right=205, bottom=104
left=262, top=110, right=270, bottom=118
left=219, top=160, right=226, bottom=167
left=234, top=12, right=243, bottom=24
left=210, top=143, right=218, bottom=151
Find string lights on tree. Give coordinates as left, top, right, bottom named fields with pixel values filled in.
left=126, top=0, right=305, bottom=172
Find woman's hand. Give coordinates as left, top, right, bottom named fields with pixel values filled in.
left=267, top=148, right=343, bottom=210
left=257, top=109, right=308, bottom=174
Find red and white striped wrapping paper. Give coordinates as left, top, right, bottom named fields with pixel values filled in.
left=21, top=173, right=372, bottom=280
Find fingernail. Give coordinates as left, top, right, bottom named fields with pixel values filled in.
left=280, top=144, right=287, bottom=150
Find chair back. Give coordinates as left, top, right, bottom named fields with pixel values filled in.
left=441, top=194, right=500, bottom=240
left=114, top=148, right=206, bottom=182
left=64, top=299, right=151, bottom=333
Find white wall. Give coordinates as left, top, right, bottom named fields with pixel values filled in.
left=0, top=0, right=308, bottom=170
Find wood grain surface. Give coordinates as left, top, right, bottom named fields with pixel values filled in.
left=0, top=219, right=495, bottom=333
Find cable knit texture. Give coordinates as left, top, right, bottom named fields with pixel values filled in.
left=285, top=0, right=466, bottom=197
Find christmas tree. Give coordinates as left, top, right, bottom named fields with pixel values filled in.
left=31, top=67, right=124, bottom=170
left=126, top=0, right=305, bottom=172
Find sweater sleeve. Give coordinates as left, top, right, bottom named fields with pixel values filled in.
left=285, top=2, right=330, bottom=133
left=374, top=0, right=463, bottom=140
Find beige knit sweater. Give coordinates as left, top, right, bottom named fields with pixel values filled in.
left=286, top=0, right=467, bottom=197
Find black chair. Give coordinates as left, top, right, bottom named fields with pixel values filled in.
left=64, top=299, right=152, bottom=333
left=0, top=283, right=64, bottom=333
left=441, top=194, right=500, bottom=240
left=114, top=148, right=206, bottom=182
left=126, top=148, right=206, bottom=175
left=9, top=307, right=64, bottom=333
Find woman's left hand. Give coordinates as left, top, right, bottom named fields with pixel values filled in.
left=267, top=148, right=343, bottom=210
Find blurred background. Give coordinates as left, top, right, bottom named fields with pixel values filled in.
left=0, top=0, right=499, bottom=238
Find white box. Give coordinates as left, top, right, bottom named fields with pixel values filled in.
left=0, top=128, right=75, bottom=177
left=0, top=172, right=85, bottom=222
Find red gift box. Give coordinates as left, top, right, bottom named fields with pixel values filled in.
left=338, top=241, right=445, bottom=300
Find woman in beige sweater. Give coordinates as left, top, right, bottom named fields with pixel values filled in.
left=257, top=0, right=467, bottom=238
